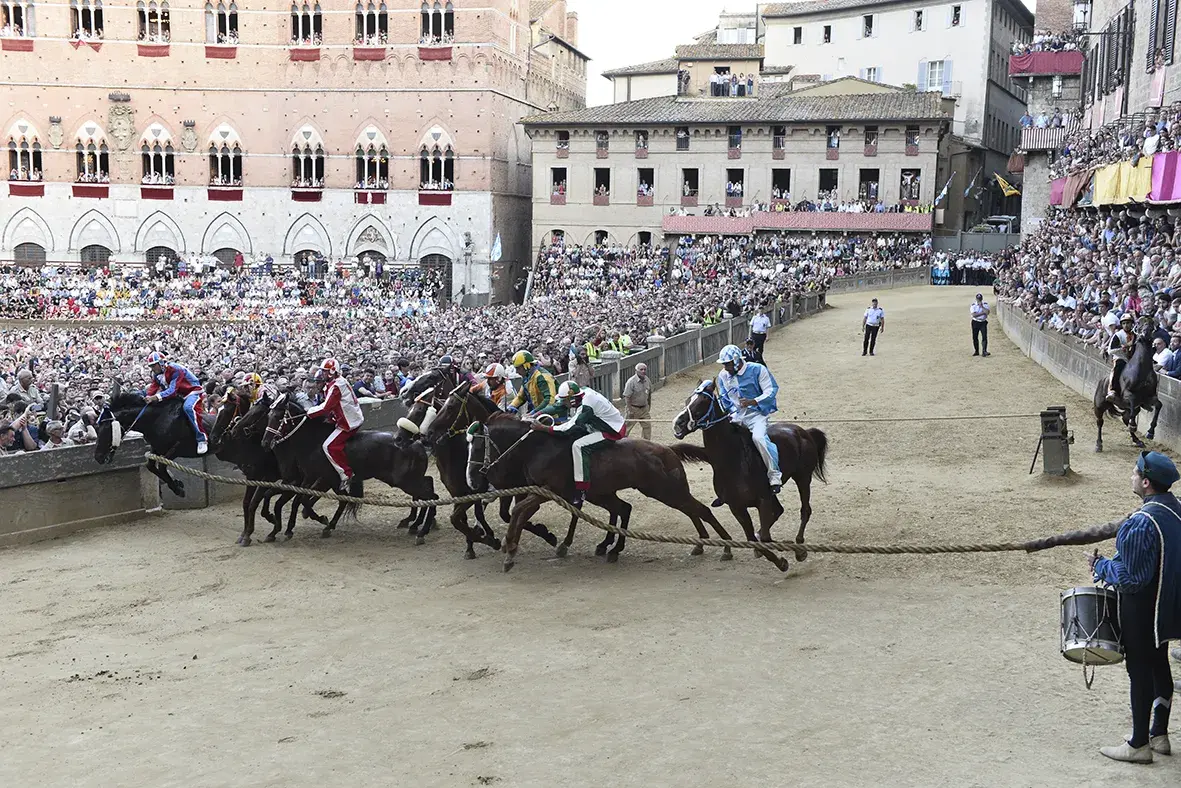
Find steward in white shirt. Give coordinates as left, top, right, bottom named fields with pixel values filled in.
left=862, top=298, right=884, bottom=356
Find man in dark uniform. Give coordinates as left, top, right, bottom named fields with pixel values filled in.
left=1089, top=451, right=1181, bottom=763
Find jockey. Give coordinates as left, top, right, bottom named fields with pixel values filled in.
left=1107, top=313, right=1137, bottom=402
left=474, top=363, right=511, bottom=408
left=306, top=357, right=365, bottom=489
left=508, top=350, right=557, bottom=414
left=144, top=351, right=208, bottom=455
left=532, top=381, right=626, bottom=506
left=241, top=372, right=265, bottom=404
left=438, top=354, right=479, bottom=390
left=716, top=344, right=782, bottom=493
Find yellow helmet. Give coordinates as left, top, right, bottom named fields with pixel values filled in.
left=511, top=350, right=535, bottom=369
left=246, top=373, right=263, bottom=388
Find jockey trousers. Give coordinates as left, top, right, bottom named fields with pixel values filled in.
left=323, top=427, right=355, bottom=483
left=733, top=410, right=782, bottom=486
left=570, top=426, right=625, bottom=490
left=182, top=392, right=207, bottom=443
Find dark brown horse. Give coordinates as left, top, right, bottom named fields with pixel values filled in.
left=1093, top=318, right=1162, bottom=451
left=432, top=382, right=748, bottom=573
left=671, top=380, right=828, bottom=547
left=208, top=388, right=284, bottom=546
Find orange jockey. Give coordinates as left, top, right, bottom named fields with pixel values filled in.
left=306, top=358, right=365, bottom=488
left=473, top=363, right=511, bottom=408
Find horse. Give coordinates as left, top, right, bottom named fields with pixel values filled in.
left=671, top=380, right=828, bottom=548
left=433, top=382, right=745, bottom=573
left=1093, top=318, right=1163, bottom=451
left=262, top=394, right=438, bottom=541
left=94, top=391, right=216, bottom=498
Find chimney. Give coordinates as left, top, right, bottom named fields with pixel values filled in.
left=565, top=11, right=578, bottom=47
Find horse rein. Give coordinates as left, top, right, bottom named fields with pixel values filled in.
left=264, top=398, right=306, bottom=445
left=683, top=389, right=729, bottom=432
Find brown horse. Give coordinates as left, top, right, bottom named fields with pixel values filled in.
left=671, top=380, right=828, bottom=547
left=432, top=382, right=756, bottom=573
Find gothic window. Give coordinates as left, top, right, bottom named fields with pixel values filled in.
left=355, top=137, right=389, bottom=189
left=355, top=1, right=387, bottom=45
left=205, top=1, right=237, bottom=43
left=140, top=123, right=175, bottom=184
left=137, top=0, right=169, bottom=42
left=6, top=121, right=43, bottom=181
left=208, top=126, right=243, bottom=185
left=75, top=123, right=109, bottom=182
left=421, top=0, right=452, bottom=43
left=419, top=145, right=454, bottom=190
left=291, top=2, right=321, bottom=45
left=291, top=128, right=325, bottom=187
left=70, top=0, right=102, bottom=39
left=0, top=1, right=35, bottom=37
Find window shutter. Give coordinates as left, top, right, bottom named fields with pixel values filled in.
left=917, top=60, right=928, bottom=90
left=1167, top=0, right=1178, bottom=64
left=1149, top=0, right=1160, bottom=72
left=859, top=67, right=866, bottom=79
left=942, top=59, right=953, bottom=95
left=910, top=13, right=915, bottom=32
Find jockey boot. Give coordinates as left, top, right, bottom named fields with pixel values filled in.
left=571, top=488, right=586, bottom=508
left=196, top=440, right=208, bottom=456
left=770, top=483, right=782, bottom=494
left=338, top=477, right=352, bottom=494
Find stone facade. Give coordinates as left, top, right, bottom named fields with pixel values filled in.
left=1083, top=0, right=1178, bottom=116
left=0, top=0, right=589, bottom=304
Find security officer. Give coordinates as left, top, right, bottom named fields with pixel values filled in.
left=1088, top=451, right=1181, bottom=763
left=970, top=292, right=991, bottom=357
left=862, top=297, right=885, bottom=356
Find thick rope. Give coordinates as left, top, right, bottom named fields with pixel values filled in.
left=145, top=453, right=1122, bottom=557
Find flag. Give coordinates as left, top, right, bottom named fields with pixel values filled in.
left=934, top=171, right=955, bottom=206
left=994, top=173, right=1021, bottom=197
left=963, top=167, right=981, bottom=197
left=490, top=233, right=502, bottom=262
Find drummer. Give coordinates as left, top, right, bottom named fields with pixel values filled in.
left=1088, top=450, right=1181, bottom=763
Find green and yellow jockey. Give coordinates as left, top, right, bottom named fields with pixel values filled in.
left=508, top=350, right=558, bottom=413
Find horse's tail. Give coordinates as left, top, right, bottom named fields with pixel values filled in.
left=343, top=478, right=363, bottom=521
left=667, top=443, right=711, bottom=464
left=807, top=428, right=828, bottom=483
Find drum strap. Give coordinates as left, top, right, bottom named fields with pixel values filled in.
left=1135, top=504, right=1169, bottom=648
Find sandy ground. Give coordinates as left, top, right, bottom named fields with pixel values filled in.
left=2, top=286, right=1179, bottom=788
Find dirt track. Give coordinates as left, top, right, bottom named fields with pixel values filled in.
left=2, top=286, right=1178, bottom=787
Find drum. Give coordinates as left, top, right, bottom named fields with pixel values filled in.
left=1060, top=586, right=1123, bottom=666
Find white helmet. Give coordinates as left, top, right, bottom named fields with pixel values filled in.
left=484, top=363, right=506, bottom=379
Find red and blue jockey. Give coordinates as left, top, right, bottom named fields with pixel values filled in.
left=145, top=351, right=208, bottom=455
left=306, top=358, right=365, bottom=489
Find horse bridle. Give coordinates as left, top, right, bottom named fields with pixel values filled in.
left=264, top=397, right=306, bottom=445
left=681, top=387, right=729, bottom=432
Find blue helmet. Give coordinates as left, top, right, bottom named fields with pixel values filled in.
left=438, top=354, right=454, bottom=368
left=716, top=345, right=743, bottom=366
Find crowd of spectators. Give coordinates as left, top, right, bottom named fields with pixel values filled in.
left=1049, top=102, right=1181, bottom=178
left=994, top=209, right=1181, bottom=379
left=1011, top=29, right=1081, bottom=55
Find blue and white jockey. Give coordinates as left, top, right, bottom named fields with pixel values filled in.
left=716, top=344, right=782, bottom=492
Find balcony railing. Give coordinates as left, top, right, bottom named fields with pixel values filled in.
left=593, top=193, right=610, bottom=206
left=550, top=193, right=566, bottom=205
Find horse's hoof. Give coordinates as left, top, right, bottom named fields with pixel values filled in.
left=555, top=543, right=569, bottom=558
left=488, top=538, right=502, bottom=551
left=594, top=544, right=608, bottom=557
left=284, top=532, right=294, bottom=540
left=396, top=519, right=411, bottom=530
left=690, top=545, right=704, bottom=556
left=264, top=535, right=277, bottom=543
left=778, top=560, right=791, bottom=574
left=503, top=558, right=515, bottom=573
left=320, top=528, right=332, bottom=539
left=464, top=548, right=476, bottom=560
left=606, top=552, right=620, bottom=564
left=240, top=537, right=251, bottom=547
left=1147, top=431, right=1157, bottom=440
left=719, top=551, right=733, bottom=561
left=415, top=535, right=426, bottom=546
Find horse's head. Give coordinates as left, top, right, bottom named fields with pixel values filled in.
left=422, top=380, right=500, bottom=444
left=400, top=368, right=441, bottom=407
left=231, top=390, right=273, bottom=443
left=396, top=385, right=439, bottom=442
left=209, top=388, right=242, bottom=450
left=93, top=405, right=120, bottom=464
left=673, top=380, right=725, bottom=440
left=260, top=393, right=304, bottom=451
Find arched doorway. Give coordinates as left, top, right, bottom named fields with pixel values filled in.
left=419, top=253, right=453, bottom=302
left=549, top=229, right=564, bottom=245
left=594, top=230, right=609, bottom=246
left=13, top=242, right=46, bottom=263
left=212, top=247, right=240, bottom=267
left=355, top=249, right=387, bottom=278
left=637, top=231, right=653, bottom=247
left=80, top=244, right=112, bottom=264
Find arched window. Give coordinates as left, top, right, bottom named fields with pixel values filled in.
left=444, top=0, right=453, bottom=37
left=421, top=0, right=451, bottom=43
left=74, top=123, right=109, bottom=182
left=80, top=244, right=112, bottom=264
left=206, top=1, right=237, bottom=43
left=291, top=2, right=320, bottom=44
left=212, top=248, right=239, bottom=266
left=141, top=139, right=174, bottom=184
left=70, top=0, right=102, bottom=39
left=14, top=243, right=46, bottom=263
left=137, top=0, right=169, bottom=42
left=418, top=145, right=454, bottom=190
left=1, top=1, right=35, bottom=37
left=354, top=1, right=386, bottom=44
left=291, top=143, right=324, bottom=187
left=7, top=121, right=43, bottom=182
left=208, top=144, right=242, bottom=185
left=355, top=144, right=388, bottom=189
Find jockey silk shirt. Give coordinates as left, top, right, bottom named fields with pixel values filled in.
left=717, top=362, right=778, bottom=416
left=307, top=377, right=365, bottom=430
left=543, top=388, right=626, bottom=435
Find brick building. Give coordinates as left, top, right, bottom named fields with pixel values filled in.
left=0, top=0, right=588, bottom=304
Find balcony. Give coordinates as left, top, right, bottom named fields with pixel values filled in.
left=354, top=190, right=387, bottom=204
left=1, top=38, right=34, bottom=52
left=772, top=147, right=785, bottom=160
left=593, top=194, right=610, bottom=206
left=1009, top=50, right=1084, bottom=77
left=141, top=186, right=174, bottom=200
left=419, top=190, right=452, bottom=206
left=289, top=47, right=320, bottom=62
left=905, top=144, right=919, bottom=156
left=291, top=187, right=323, bottom=202
left=661, top=210, right=934, bottom=235
left=550, top=193, right=566, bottom=205
left=72, top=183, right=109, bottom=198
left=725, top=196, right=743, bottom=209
left=635, top=147, right=648, bottom=159
left=418, top=45, right=452, bottom=61
left=556, top=146, right=569, bottom=159
left=728, top=147, right=742, bottom=160
left=681, top=194, right=698, bottom=207
left=205, top=45, right=236, bottom=59
left=353, top=47, right=385, bottom=61
left=864, top=144, right=878, bottom=157
left=596, top=147, right=609, bottom=159
left=137, top=43, right=170, bottom=57
left=826, top=148, right=839, bottom=161
left=1020, top=126, right=1068, bottom=151
left=637, top=194, right=654, bottom=206
left=8, top=181, right=44, bottom=197
left=208, top=186, right=243, bottom=202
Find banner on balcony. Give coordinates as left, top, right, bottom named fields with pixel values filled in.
left=1093, top=158, right=1152, bottom=205
left=1150, top=151, right=1181, bottom=202
left=1050, top=177, right=1066, bottom=206
left=1007, top=50, right=1084, bottom=76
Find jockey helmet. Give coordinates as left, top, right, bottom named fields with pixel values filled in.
left=717, top=344, right=744, bottom=366
left=145, top=351, right=167, bottom=367
left=315, top=358, right=340, bottom=381
left=438, top=354, right=455, bottom=368
left=1120, top=313, right=1135, bottom=325
left=557, top=381, right=583, bottom=406
left=245, top=373, right=263, bottom=388
left=484, top=363, right=506, bottom=380
left=512, top=350, right=535, bottom=370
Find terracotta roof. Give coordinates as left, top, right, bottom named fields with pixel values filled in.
left=674, top=43, right=764, bottom=61
left=761, top=0, right=892, bottom=17
left=530, top=0, right=556, bottom=20
left=601, top=57, right=680, bottom=78
left=522, top=91, right=950, bottom=126
left=760, top=65, right=794, bottom=75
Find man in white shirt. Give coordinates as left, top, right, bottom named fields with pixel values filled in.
left=1153, top=337, right=1174, bottom=371
left=970, top=292, right=991, bottom=357
left=749, top=306, right=771, bottom=357
left=862, top=297, right=885, bottom=356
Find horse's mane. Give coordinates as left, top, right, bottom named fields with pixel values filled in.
left=110, top=391, right=146, bottom=410
left=468, top=389, right=502, bottom=415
